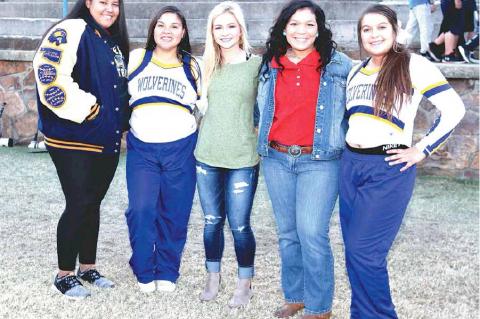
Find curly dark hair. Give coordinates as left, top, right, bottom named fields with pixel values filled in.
left=261, top=0, right=336, bottom=73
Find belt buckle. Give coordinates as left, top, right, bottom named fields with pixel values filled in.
left=288, top=145, right=302, bottom=157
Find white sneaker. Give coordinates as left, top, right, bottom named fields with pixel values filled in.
left=155, top=280, right=176, bottom=292
left=137, top=281, right=156, bottom=293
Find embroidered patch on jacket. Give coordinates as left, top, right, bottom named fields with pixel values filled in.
left=44, top=86, right=66, bottom=108
left=39, top=47, right=62, bottom=63
left=48, top=28, right=68, bottom=46
left=38, top=64, right=57, bottom=84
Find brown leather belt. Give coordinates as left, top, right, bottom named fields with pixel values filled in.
left=269, top=141, right=313, bottom=157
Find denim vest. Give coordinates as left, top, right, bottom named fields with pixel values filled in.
left=256, top=50, right=352, bottom=160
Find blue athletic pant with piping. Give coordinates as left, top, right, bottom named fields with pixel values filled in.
left=125, top=131, right=197, bottom=284
left=339, top=148, right=416, bottom=319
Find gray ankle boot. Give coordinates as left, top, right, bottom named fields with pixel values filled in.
left=199, top=272, right=221, bottom=301
left=228, top=278, right=253, bottom=308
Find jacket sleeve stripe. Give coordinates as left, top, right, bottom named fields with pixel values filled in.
left=86, top=103, right=100, bottom=120
left=421, top=81, right=451, bottom=98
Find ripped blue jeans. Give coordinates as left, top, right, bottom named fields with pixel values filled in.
left=196, top=161, right=259, bottom=279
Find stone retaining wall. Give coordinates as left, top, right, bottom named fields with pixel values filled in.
left=0, top=61, right=37, bottom=143
left=413, top=79, right=478, bottom=179
left=0, top=59, right=478, bottom=179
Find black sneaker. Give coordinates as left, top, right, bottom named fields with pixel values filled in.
left=469, top=55, right=479, bottom=64
left=52, top=274, right=91, bottom=300
left=428, top=43, right=442, bottom=62
left=442, top=53, right=465, bottom=63
left=77, top=268, right=115, bottom=288
left=420, top=51, right=435, bottom=61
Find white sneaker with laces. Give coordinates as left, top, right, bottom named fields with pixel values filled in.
left=137, top=281, right=156, bottom=293
left=155, top=280, right=176, bottom=292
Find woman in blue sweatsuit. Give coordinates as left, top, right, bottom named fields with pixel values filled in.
left=125, top=6, right=201, bottom=293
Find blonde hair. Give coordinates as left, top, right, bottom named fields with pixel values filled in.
left=202, top=1, right=252, bottom=89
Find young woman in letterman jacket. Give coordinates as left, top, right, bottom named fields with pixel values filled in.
left=125, top=6, right=202, bottom=293
left=33, top=0, right=129, bottom=299
left=256, top=1, right=352, bottom=318
left=340, top=5, right=465, bottom=318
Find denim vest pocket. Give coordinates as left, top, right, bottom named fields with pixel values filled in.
left=257, top=72, right=270, bottom=107
left=329, top=75, right=347, bottom=150
left=256, top=68, right=272, bottom=156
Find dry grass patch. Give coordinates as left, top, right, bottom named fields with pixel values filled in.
left=0, top=148, right=478, bottom=318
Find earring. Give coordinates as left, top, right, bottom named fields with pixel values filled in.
left=315, top=33, right=319, bottom=38
left=392, top=41, right=400, bottom=53
left=283, top=31, right=286, bottom=36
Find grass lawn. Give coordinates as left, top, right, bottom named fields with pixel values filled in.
left=0, top=147, right=478, bottom=318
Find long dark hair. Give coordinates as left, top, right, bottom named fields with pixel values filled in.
left=358, top=5, right=411, bottom=117
left=40, top=0, right=130, bottom=62
left=145, top=6, right=192, bottom=54
left=262, top=0, right=336, bottom=73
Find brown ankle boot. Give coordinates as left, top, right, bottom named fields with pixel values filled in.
left=300, top=311, right=332, bottom=319
left=274, top=303, right=305, bottom=318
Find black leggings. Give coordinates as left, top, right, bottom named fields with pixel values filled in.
left=49, top=149, right=119, bottom=271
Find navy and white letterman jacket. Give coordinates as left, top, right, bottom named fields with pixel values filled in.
left=33, top=16, right=128, bottom=154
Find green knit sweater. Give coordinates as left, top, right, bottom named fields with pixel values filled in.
left=194, top=56, right=261, bottom=168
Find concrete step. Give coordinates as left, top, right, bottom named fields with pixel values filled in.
left=0, top=0, right=374, bottom=2
left=0, top=0, right=442, bottom=41
left=0, top=0, right=445, bottom=61
left=0, top=14, right=442, bottom=44
left=0, top=1, right=380, bottom=20
left=0, top=17, right=362, bottom=45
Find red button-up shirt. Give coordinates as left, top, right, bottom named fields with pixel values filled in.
left=268, top=50, right=321, bottom=146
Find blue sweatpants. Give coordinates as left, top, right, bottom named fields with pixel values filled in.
left=126, top=131, right=197, bottom=284
left=339, top=148, right=416, bottom=319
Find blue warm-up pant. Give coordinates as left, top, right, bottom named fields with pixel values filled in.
left=339, top=147, right=416, bottom=319
left=125, top=131, right=197, bottom=284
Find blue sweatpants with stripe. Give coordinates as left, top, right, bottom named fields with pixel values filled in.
left=126, top=131, right=197, bottom=284
left=339, top=148, right=416, bottom=319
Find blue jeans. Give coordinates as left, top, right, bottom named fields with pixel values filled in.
left=261, top=148, right=339, bottom=315
left=196, top=161, right=259, bottom=279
